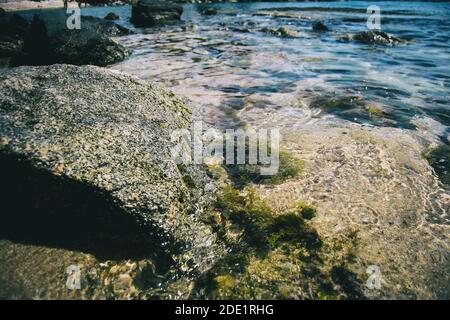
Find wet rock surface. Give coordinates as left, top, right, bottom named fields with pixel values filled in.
left=1, top=10, right=130, bottom=67
left=131, top=0, right=183, bottom=27
left=260, top=26, right=300, bottom=38
left=340, top=30, right=407, bottom=46
left=312, top=21, right=329, bottom=32
left=0, top=64, right=223, bottom=299
left=200, top=7, right=217, bottom=16
left=49, top=27, right=128, bottom=67
left=104, top=12, right=120, bottom=21
left=253, top=126, right=449, bottom=299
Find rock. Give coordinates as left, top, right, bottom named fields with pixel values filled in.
left=312, top=21, right=329, bottom=32
left=0, top=64, right=222, bottom=277
left=104, top=12, right=120, bottom=20
left=0, top=37, right=22, bottom=58
left=114, top=274, right=133, bottom=291
left=131, top=0, right=183, bottom=27
left=0, top=8, right=6, bottom=18
left=254, top=11, right=303, bottom=19
left=0, top=13, right=29, bottom=58
left=1, top=11, right=130, bottom=66
left=5, top=14, right=29, bottom=37
left=9, top=14, right=130, bottom=67
left=83, top=16, right=132, bottom=37
left=200, top=7, right=217, bottom=16
left=261, top=26, right=300, bottom=38
left=49, top=29, right=128, bottom=67
left=10, top=15, right=53, bottom=66
left=340, top=30, right=406, bottom=46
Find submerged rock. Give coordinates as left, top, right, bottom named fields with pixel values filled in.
left=340, top=30, right=406, bottom=46
left=260, top=26, right=300, bottom=38
left=255, top=127, right=450, bottom=299
left=0, top=65, right=223, bottom=288
left=131, top=0, right=183, bottom=27
left=425, top=144, right=450, bottom=187
left=104, top=12, right=120, bottom=20
left=312, top=21, right=329, bottom=32
left=200, top=7, right=217, bottom=16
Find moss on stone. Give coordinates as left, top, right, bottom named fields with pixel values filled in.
left=216, top=185, right=273, bottom=249
left=191, top=185, right=325, bottom=298
left=213, top=274, right=236, bottom=297
left=365, top=104, right=384, bottom=117
left=182, top=175, right=196, bottom=188
left=309, top=96, right=364, bottom=111
left=292, top=201, right=317, bottom=220
left=268, top=213, right=321, bottom=249
left=226, top=150, right=305, bottom=188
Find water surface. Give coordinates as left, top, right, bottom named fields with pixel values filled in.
left=83, top=2, right=449, bottom=137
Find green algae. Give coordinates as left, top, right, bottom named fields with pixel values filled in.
left=190, top=184, right=365, bottom=299
left=215, top=185, right=274, bottom=249
left=424, top=144, right=450, bottom=186
left=309, top=96, right=364, bottom=111
left=365, top=104, right=384, bottom=117
left=267, top=213, right=320, bottom=249
left=308, top=96, right=397, bottom=127
left=182, top=175, right=196, bottom=188
left=291, top=201, right=317, bottom=220
left=226, top=150, right=305, bottom=188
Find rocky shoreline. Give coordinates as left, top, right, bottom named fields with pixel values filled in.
left=0, top=3, right=449, bottom=300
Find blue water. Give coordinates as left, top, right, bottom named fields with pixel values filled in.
left=82, top=1, right=450, bottom=136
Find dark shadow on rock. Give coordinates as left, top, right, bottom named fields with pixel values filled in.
left=0, top=153, right=176, bottom=272
left=10, top=15, right=53, bottom=67
left=6, top=11, right=129, bottom=67
left=330, top=266, right=366, bottom=299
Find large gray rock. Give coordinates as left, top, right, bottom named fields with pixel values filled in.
left=3, top=11, right=131, bottom=67
left=0, top=65, right=222, bottom=278
left=49, top=28, right=128, bottom=67
left=131, top=0, right=183, bottom=27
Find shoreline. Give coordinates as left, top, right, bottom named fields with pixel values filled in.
left=0, top=1, right=449, bottom=300
left=0, top=0, right=71, bottom=12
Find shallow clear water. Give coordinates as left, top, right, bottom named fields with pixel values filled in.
left=83, top=2, right=449, bottom=136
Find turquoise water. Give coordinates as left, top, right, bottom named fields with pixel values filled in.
left=83, top=2, right=449, bottom=137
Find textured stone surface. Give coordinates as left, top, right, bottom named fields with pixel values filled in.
left=340, top=30, right=407, bottom=46
left=0, top=64, right=223, bottom=287
left=131, top=0, right=183, bottom=28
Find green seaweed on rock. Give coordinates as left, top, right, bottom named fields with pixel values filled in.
left=308, top=96, right=397, bottom=127
left=191, top=181, right=366, bottom=299
left=309, top=96, right=364, bottom=111
left=226, top=150, right=305, bottom=188
left=291, top=201, right=317, bottom=220
left=424, top=144, right=450, bottom=186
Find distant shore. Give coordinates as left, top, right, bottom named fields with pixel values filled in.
left=0, top=0, right=73, bottom=11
